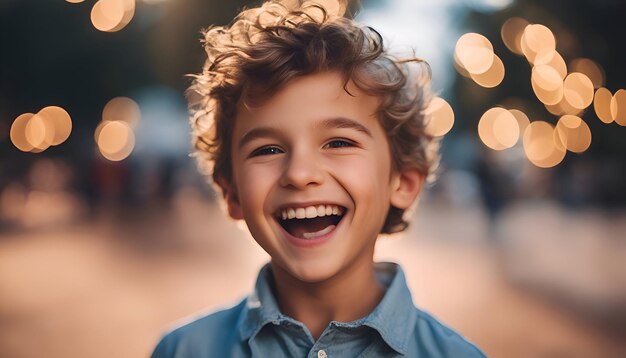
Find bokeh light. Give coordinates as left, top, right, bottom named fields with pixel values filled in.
left=546, top=95, right=584, bottom=117
left=25, top=113, right=54, bottom=151
left=501, top=17, right=529, bottom=55
left=90, top=0, right=135, bottom=32
left=523, top=121, right=566, bottom=168
left=39, top=106, right=73, bottom=145
left=611, top=89, right=626, bottom=126
left=96, top=120, right=135, bottom=161
left=9, top=106, right=73, bottom=153
left=521, top=24, right=556, bottom=64
left=562, top=72, right=594, bottom=110
left=478, top=107, right=519, bottom=150
left=570, top=58, right=605, bottom=89
left=531, top=65, right=564, bottom=105
left=508, top=109, right=530, bottom=138
left=455, top=33, right=494, bottom=75
left=534, top=49, right=567, bottom=80
left=555, top=115, right=591, bottom=153
left=10, top=113, right=36, bottom=152
left=470, top=54, right=505, bottom=88
left=593, top=87, right=613, bottom=124
left=102, top=97, right=141, bottom=127
left=424, top=97, right=455, bottom=137
left=454, top=52, right=471, bottom=78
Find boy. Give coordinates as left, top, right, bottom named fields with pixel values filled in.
left=152, top=0, right=486, bottom=357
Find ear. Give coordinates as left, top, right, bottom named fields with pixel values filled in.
left=389, top=168, right=425, bottom=209
left=215, top=176, right=244, bottom=220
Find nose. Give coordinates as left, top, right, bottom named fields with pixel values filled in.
left=279, top=148, right=324, bottom=189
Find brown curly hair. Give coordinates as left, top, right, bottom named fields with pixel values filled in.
left=188, top=0, right=440, bottom=234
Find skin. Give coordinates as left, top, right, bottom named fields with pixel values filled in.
left=219, top=71, right=424, bottom=340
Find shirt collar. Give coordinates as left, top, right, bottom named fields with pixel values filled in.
left=359, top=262, right=417, bottom=354
left=238, top=262, right=416, bottom=354
left=239, top=263, right=284, bottom=341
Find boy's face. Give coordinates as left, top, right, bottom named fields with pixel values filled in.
left=222, top=71, right=422, bottom=283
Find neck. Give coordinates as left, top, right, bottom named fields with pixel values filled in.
left=271, top=256, right=386, bottom=341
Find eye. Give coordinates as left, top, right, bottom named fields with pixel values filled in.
left=324, top=139, right=356, bottom=149
left=251, top=146, right=283, bottom=157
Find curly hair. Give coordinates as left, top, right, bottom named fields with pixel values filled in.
left=188, top=0, right=440, bottom=234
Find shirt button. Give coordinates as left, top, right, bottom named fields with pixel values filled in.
left=317, top=349, right=327, bottom=358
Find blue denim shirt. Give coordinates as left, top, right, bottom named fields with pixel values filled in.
left=151, top=262, right=486, bottom=357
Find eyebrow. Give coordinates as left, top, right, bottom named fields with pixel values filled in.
left=237, top=117, right=373, bottom=150
left=238, top=127, right=283, bottom=150
left=318, top=117, right=373, bottom=138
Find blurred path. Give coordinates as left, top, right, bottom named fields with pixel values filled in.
left=0, top=194, right=624, bottom=358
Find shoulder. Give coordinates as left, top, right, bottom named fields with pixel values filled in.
left=410, top=308, right=487, bottom=357
left=150, top=299, right=247, bottom=358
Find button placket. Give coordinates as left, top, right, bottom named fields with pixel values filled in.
left=317, top=349, right=328, bottom=358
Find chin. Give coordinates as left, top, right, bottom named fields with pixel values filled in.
left=280, top=256, right=344, bottom=284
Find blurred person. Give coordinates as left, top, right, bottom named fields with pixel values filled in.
left=151, top=1, right=485, bottom=357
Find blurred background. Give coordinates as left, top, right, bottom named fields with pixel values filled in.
left=1, top=0, right=625, bottom=357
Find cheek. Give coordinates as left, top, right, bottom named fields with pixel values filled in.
left=235, top=161, right=281, bottom=212
left=331, top=153, right=392, bottom=200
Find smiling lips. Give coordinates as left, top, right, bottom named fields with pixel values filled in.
left=275, top=204, right=346, bottom=241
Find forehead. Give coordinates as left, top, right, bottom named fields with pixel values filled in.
left=235, top=72, right=381, bottom=131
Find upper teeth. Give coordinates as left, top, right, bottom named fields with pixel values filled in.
left=280, top=205, right=344, bottom=220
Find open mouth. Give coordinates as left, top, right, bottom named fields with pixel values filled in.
left=275, top=204, right=346, bottom=239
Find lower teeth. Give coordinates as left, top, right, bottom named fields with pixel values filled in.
left=302, top=225, right=335, bottom=239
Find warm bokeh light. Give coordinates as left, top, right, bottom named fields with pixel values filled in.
left=90, top=0, right=135, bottom=32
left=66, top=0, right=86, bottom=3
left=38, top=106, right=73, bottom=145
left=546, top=95, right=584, bottom=117
left=523, top=121, right=566, bottom=168
left=593, top=87, right=613, bottom=124
left=562, top=72, right=594, bottom=110
left=570, top=58, right=605, bottom=89
left=555, top=115, right=591, bottom=153
left=10, top=113, right=35, bottom=152
left=521, top=24, right=556, bottom=64
left=96, top=120, right=135, bottom=161
left=531, top=65, right=564, bottom=105
left=470, top=54, right=505, bottom=88
left=102, top=97, right=141, bottom=127
left=25, top=113, right=54, bottom=151
left=508, top=109, right=530, bottom=138
left=424, top=97, right=455, bottom=137
left=534, top=49, right=567, bottom=79
left=478, top=107, right=519, bottom=150
left=9, top=107, right=73, bottom=153
left=611, top=89, right=626, bottom=126
left=455, top=33, right=494, bottom=75
left=501, top=17, right=529, bottom=55
left=453, top=52, right=471, bottom=78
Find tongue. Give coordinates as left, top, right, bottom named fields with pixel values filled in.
left=285, top=216, right=336, bottom=238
